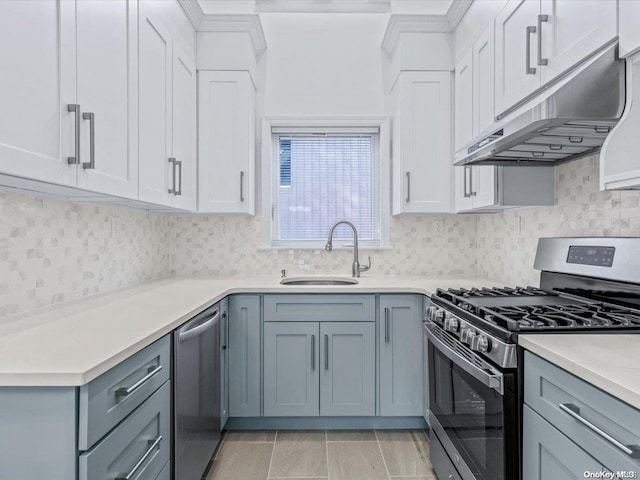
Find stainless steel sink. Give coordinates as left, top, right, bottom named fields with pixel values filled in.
left=280, top=276, right=358, bottom=286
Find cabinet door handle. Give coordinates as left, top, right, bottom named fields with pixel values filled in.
left=175, top=160, right=182, bottom=196
left=115, top=435, right=163, bottom=480
left=559, top=403, right=640, bottom=458
left=405, top=171, right=411, bottom=203
left=168, top=158, right=176, bottom=194
left=537, top=14, right=549, bottom=66
left=384, top=307, right=390, bottom=343
left=526, top=26, right=537, bottom=75
left=240, top=171, right=245, bottom=202
left=324, top=334, right=329, bottom=370
left=82, top=112, right=95, bottom=169
left=311, top=334, right=315, bottom=370
left=115, top=365, right=163, bottom=399
left=221, top=312, right=227, bottom=350
left=67, top=104, right=81, bottom=165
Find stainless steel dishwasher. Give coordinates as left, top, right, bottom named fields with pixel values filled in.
left=173, top=303, right=221, bottom=480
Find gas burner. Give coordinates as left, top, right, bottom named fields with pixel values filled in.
left=446, top=286, right=553, bottom=298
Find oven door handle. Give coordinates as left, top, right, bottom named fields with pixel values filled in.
left=426, top=326, right=504, bottom=395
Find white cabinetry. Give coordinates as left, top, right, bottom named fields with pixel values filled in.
left=392, top=71, right=452, bottom=214
left=619, top=0, right=640, bottom=58
left=495, top=0, right=616, bottom=117
left=454, top=51, right=473, bottom=151
left=198, top=71, right=256, bottom=214
left=138, top=3, right=196, bottom=210
left=0, top=0, right=137, bottom=198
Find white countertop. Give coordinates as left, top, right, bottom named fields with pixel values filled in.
left=0, top=275, right=505, bottom=387
left=519, top=334, right=640, bottom=410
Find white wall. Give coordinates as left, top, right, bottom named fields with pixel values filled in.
left=261, top=13, right=389, bottom=115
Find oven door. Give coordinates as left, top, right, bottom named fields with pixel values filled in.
left=426, top=323, right=518, bottom=480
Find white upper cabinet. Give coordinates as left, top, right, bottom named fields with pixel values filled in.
left=454, top=50, right=474, bottom=152
left=495, top=0, right=542, bottom=117
left=539, top=0, right=616, bottom=84
left=171, top=44, right=197, bottom=211
left=619, top=0, right=640, bottom=58
left=495, top=0, right=617, bottom=117
left=198, top=71, right=256, bottom=214
left=392, top=71, right=452, bottom=214
left=0, top=1, right=77, bottom=187
left=75, top=0, right=138, bottom=199
left=138, top=3, right=173, bottom=207
left=472, top=25, right=496, bottom=137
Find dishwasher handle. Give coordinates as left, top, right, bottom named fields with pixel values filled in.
left=178, top=309, right=220, bottom=343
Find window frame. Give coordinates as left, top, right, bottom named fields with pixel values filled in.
left=261, top=116, right=391, bottom=249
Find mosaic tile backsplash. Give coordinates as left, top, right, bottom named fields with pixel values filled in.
left=1, top=153, right=639, bottom=318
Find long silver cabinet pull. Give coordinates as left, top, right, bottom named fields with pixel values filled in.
left=82, top=112, right=95, bottom=169
left=405, top=172, right=411, bottom=203
left=537, top=14, right=549, bottom=66
left=168, top=158, right=176, bottom=194
left=67, top=104, right=81, bottom=165
left=559, top=403, right=640, bottom=458
left=221, top=312, right=228, bottom=350
left=115, top=365, right=163, bottom=398
left=116, top=435, right=163, bottom=480
left=175, top=160, right=182, bottom=196
left=240, top=171, right=245, bottom=202
left=324, top=334, right=329, bottom=370
left=526, top=26, right=537, bottom=75
left=384, top=308, right=390, bottom=343
left=311, top=335, right=315, bottom=370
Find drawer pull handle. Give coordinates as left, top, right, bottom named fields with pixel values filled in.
left=384, top=308, right=390, bottom=343
left=115, top=365, right=163, bottom=399
left=559, top=403, right=640, bottom=458
left=116, top=435, right=163, bottom=480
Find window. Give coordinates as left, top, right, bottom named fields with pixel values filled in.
left=265, top=122, right=389, bottom=248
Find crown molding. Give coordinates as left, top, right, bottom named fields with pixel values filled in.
left=256, top=0, right=390, bottom=13
left=198, top=14, right=267, bottom=56
left=178, top=0, right=205, bottom=29
left=381, top=1, right=473, bottom=55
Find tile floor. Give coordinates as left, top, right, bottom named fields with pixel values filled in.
left=205, top=429, right=437, bottom=480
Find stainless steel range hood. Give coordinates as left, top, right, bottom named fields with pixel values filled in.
left=454, top=46, right=626, bottom=167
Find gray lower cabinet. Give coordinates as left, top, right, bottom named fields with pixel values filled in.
left=523, top=405, right=606, bottom=480
left=220, top=296, right=230, bottom=428
left=263, top=321, right=375, bottom=417
left=229, top=295, right=261, bottom=417
left=422, top=299, right=430, bottom=424
left=379, top=295, right=424, bottom=416
left=156, top=462, right=170, bottom=480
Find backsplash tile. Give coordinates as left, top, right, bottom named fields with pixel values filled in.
left=475, top=154, right=640, bottom=286
left=0, top=192, right=171, bottom=317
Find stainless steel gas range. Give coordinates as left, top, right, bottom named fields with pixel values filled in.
left=425, top=237, right=640, bottom=480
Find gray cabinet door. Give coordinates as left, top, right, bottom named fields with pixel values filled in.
left=422, top=298, right=430, bottom=424
left=523, top=405, right=606, bottom=480
left=264, top=322, right=320, bottom=417
left=229, top=295, right=261, bottom=417
left=379, top=295, right=424, bottom=416
left=220, top=296, right=229, bottom=428
left=320, top=322, right=375, bottom=416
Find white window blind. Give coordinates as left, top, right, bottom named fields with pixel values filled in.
left=271, top=130, right=381, bottom=247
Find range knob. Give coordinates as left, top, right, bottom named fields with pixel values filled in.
left=443, top=315, right=459, bottom=332
left=460, top=328, right=475, bottom=344
left=434, top=309, right=446, bottom=322
left=470, top=335, right=491, bottom=353
left=425, top=306, right=437, bottom=321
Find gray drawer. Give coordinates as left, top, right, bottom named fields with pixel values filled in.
left=524, top=352, right=640, bottom=472
left=79, top=335, right=170, bottom=450
left=156, top=462, right=170, bottom=480
left=264, top=294, right=375, bottom=322
left=79, top=381, right=170, bottom=480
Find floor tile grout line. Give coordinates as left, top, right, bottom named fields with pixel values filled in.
left=374, top=429, right=392, bottom=480
left=266, top=429, right=278, bottom=480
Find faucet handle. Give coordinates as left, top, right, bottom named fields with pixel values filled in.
left=359, top=256, right=371, bottom=273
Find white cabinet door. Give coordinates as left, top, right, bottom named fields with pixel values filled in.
left=392, top=71, right=452, bottom=214
left=539, top=0, right=616, bottom=84
left=138, top=2, right=173, bottom=207
left=473, top=24, right=496, bottom=137
left=454, top=50, right=473, bottom=151
left=470, top=166, right=497, bottom=209
left=198, top=71, right=256, bottom=214
left=76, top=0, right=137, bottom=199
left=619, top=0, right=640, bottom=58
left=0, top=0, right=77, bottom=186
left=454, top=166, right=474, bottom=212
left=495, top=0, right=542, bottom=116
left=171, top=44, right=197, bottom=211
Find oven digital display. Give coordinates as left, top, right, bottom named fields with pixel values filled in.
left=567, top=246, right=615, bottom=267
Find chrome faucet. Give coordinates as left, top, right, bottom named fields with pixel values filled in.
left=324, top=220, right=371, bottom=278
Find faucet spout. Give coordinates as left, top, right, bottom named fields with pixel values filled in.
left=325, top=221, right=370, bottom=277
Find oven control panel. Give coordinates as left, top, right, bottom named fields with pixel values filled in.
left=567, top=245, right=615, bottom=267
